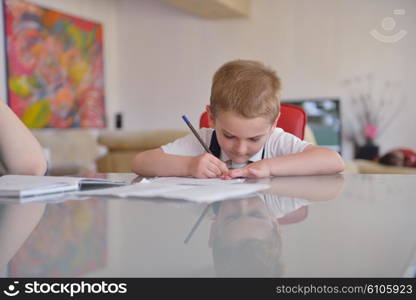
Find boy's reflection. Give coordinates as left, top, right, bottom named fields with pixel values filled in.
left=209, top=196, right=283, bottom=277
left=207, top=175, right=345, bottom=277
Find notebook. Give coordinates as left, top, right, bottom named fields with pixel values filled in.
left=0, top=175, right=127, bottom=199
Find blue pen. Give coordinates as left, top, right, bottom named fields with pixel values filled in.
left=181, top=115, right=212, bottom=154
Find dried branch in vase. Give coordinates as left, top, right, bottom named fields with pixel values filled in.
left=343, top=74, right=406, bottom=147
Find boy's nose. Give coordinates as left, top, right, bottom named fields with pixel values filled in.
left=234, top=141, right=247, bottom=155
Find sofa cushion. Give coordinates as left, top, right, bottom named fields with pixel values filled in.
left=98, top=130, right=188, bottom=151
left=32, top=129, right=105, bottom=175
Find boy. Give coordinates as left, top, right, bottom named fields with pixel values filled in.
left=132, top=60, right=345, bottom=178
left=0, top=101, right=47, bottom=175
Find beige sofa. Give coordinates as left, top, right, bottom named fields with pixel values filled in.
left=95, top=125, right=338, bottom=173
left=32, top=130, right=106, bottom=175
left=97, top=130, right=189, bottom=172
left=31, top=128, right=414, bottom=175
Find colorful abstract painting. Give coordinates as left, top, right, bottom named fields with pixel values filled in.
left=3, top=0, right=106, bottom=128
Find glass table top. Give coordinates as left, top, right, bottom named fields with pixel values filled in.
left=1, top=173, right=415, bottom=278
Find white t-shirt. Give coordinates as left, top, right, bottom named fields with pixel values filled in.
left=161, top=128, right=310, bottom=168
left=259, top=193, right=310, bottom=219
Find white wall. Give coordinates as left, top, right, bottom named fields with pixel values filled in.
left=117, top=0, right=416, bottom=159
left=0, top=0, right=120, bottom=129
left=1, top=0, right=415, bottom=159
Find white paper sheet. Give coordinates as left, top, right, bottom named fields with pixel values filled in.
left=78, top=182, right=191, bottom=197
left=147, top=177, right=245, bottom=185
left=78, top=179, right=269, bottom=203
left=156, top=184, right=270, bottom=202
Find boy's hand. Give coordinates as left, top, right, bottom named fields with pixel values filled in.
left=228, top=161, right=271, bottom=179
left=188, top=153, right=230, bottom=179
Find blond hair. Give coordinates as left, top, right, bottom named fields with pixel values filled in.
left=212, top=225, right=283, bottom=277
left=210, top=60, right=281, bottom=123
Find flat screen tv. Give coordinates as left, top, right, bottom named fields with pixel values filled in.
left=282, top=98, right=342, bottom=154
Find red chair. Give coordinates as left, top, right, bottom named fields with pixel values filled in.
left=277, top=206, right=308, bottom=225
left=199, top=103, right=306, bottom=139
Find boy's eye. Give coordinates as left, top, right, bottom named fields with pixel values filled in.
left=223, top=132, right=262, bottom=141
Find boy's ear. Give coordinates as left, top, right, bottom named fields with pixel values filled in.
left=270, top=112, right=280, bottom=132
left=273, top=112, right=281, bottom=127
left=206, top=105, right=215, bottom=128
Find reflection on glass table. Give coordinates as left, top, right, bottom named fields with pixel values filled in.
left=0, top=203, right=46, bottom=275
left=2, top=174, right=416, bottom=278
left=206, top=175, right=345, bottom=277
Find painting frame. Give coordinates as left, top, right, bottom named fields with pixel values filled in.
left=2, top=0, right=106, bottom=128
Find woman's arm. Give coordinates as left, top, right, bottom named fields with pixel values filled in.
left=0, top=102, right=47, bottom=175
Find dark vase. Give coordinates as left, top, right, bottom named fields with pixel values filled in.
left=355, top=138, right=379, bottom=160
